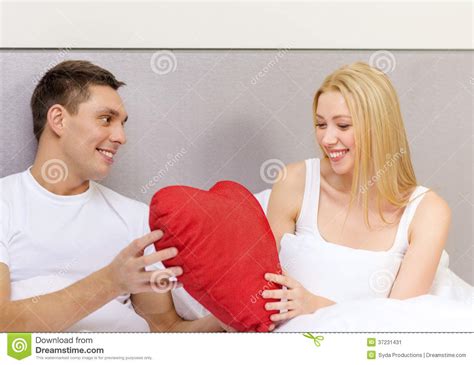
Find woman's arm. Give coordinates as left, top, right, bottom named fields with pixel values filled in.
left=266, top=161, right=306, bottom=251
left=389, top=191, right=451, bottom=299
left=265, top=161, right=335, bottom=324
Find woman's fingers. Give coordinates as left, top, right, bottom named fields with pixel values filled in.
left=270, top=311, right=296, bottom=322
left=265, top=300, right=295, bottom=311
left=264, top=273, right=295, bottom=288
left=262, top=289, right=292, bottom=300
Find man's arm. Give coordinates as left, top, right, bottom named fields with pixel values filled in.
left=0, top=230, right=181, bottom=332
left=131, top=291, right=224, bottom=332
left=0, top=262, right=120, bottom=331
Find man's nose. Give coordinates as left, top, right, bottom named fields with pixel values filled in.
left=110, top=123, right=127, bottom=145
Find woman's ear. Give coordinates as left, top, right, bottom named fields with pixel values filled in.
left=46, top=104, right=67, bottom=137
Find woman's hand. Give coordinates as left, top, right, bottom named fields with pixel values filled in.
left=262, top=271, right=327, bottom=323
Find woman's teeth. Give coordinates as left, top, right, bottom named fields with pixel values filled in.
left=329, top=149, right=349, bottom=159
left=97, top=149, right=113, bottom=158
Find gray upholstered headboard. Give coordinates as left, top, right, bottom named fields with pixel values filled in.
left=1, top=50, right=472, bottom=284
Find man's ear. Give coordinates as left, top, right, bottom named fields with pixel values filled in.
left=46, top=104, right=68, bottom=137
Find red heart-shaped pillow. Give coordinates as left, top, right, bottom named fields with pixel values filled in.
left=149, top=181, right=282, bottom=332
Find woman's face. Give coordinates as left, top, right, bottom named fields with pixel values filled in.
left=315, top=91, right=355, bottom=175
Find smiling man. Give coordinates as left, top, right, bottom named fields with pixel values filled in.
left=0, top=60, right=222, bottom=332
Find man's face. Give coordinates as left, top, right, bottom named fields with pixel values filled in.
left=59, top=85, right=128, bottom=181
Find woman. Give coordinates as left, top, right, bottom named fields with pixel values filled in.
left=263, top=62, right=451, bottom=326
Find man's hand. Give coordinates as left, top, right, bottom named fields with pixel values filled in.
left=107, top=230, right=183, bottom=294
left=0, top=230, right=183, bottom=332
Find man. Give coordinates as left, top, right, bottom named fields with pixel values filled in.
left=0, top=60, right=222, bottom=332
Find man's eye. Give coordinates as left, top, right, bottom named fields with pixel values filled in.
left=100, top=116, right=111, bottom=124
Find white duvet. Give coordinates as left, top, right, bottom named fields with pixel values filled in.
left=170, top=252, right=474, bottom=332
left=275, top=295, right=473, bottom=332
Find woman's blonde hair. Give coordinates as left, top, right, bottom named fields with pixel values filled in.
left=313, top=62, right=418, bottom=227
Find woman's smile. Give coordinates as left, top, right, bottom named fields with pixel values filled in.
left=327, top=148, right=350, bottom=162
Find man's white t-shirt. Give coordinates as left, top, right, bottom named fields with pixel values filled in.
left=0, top=167, right=155, bottom=331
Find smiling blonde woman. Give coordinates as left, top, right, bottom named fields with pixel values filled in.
left=263, top=62, right=451, bottom=326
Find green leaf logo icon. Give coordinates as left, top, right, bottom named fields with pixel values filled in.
left=7, top=333, right=32, bottom=360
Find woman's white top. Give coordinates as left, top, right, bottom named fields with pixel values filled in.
left=279, top=158, right=430, bottom=302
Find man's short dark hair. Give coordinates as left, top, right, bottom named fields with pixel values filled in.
left=30, top=60, right=125, bottom=141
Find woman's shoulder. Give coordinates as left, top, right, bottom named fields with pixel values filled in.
left=412, top=188, right=450, bottom=213
left=285, top=160, right=306, bottom=179
left=275, top=160, right=307, bottom=191
left=408, top=188, right=451, bottom=242
left=268, top=160, right=306, bottom=215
